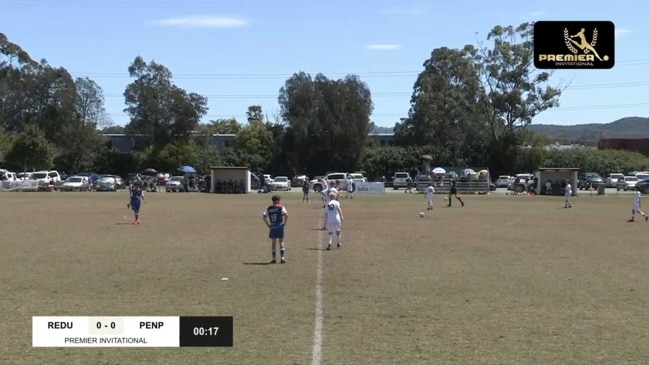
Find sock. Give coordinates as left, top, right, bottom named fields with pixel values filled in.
left=280, top=248, right=285, bottom=259
left=338, top=233, right=342, bottom=243
left=135, top=214, right=139, bottom=220
left=328, top=233, right=333, bottom=245
left=272, top=250, right=276, bottom=259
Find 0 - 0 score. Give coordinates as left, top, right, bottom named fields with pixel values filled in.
left=97, top=322, right=116, bottom=329
left=194, top=327, right=219, bottom=336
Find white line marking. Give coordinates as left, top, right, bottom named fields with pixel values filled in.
left=311, top=228, right=324, bottom=365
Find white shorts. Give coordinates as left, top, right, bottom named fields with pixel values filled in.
left=327, top=220, right=341, bottom=232
left=633, top=204, right=640, bottom=211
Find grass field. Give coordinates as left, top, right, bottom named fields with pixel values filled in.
left=1, top=190, right=649, bottom=364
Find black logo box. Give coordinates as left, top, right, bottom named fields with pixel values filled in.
left=534, top=21, right=615, bottom=69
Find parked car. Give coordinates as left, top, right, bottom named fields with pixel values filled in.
left=61, top=176, right=86, bottom=191
left=392, top=172, right=410, bottom=189
left=578, top=172, right=603, bottom=190
left=76, top=171, right=99, bottom=185
left=414, top=174, right=432, bottom=193
left=273, top=176, right=291, bottom=191
left=617, top=176, right=639, bottom=191
left=291, top=175, right=307, bottom=187
left=495, top=175, right=511, bottom=188
left=310, top=172, right=349, bottom=192
left=347, top=173, right=367, bottom=183
left=17, top=172, right=32, bottom=180
left=250, top=172, right=262, bottom=191
left=156, top=173, right=170, bottom=186
left=606, top=173, right=624, bottom=188
left=165, top=176, right=184, bottom=192
left=95, top=176, right=118, bottom=191
left=636, top=178, right=649, bottom=193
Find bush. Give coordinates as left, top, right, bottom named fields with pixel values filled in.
left=543, top=148, right=649, bottom=175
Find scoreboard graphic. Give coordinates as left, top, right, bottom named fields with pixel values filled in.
left=32, top=316, right=233, bottom=347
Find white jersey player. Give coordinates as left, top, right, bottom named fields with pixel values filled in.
left=629, top=188, right=648, bottom=222
left=325, top=192, right=344, bottom=250
left=320, top=180, right=339, bottom=230
left=564, top=181, right=572, bottom=208
left=425, top=184, right=435, bottom=210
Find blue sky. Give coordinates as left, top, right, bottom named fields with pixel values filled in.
left=2, top=0, right=648, bottom=128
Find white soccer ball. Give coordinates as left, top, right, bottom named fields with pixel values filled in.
left=419, top=212, right=425, bottom=218
left=444, top=197, right=448, bottom=200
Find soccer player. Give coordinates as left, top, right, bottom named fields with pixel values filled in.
left=130, top=182, right=146, bottom=224
left=320, top=180, right=339, bottom=230
left=325, top=192, right=344, bottom=250
left=629, top=187, right=648, bottom=222
left=426, top=183, right=435, bottom=210
left=447, top=180, right=464, bottom=207
left=564, top=180, right=572, bottom=208
left=345, top=178, right=354, bottom=199
left=302, top=178, right=310, bottom=203
left=262, top=195, right=288, bottom=263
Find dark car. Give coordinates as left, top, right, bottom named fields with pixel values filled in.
left=636, top=178, right=649, bottom=193
left=578, top=172, right=603, bottom=190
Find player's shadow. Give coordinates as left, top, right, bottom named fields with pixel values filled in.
left=115, top=222, right=133, bottom=225
left=306, top=247, right=328, bottom=251
left=243, top=262, right=272, bottom=266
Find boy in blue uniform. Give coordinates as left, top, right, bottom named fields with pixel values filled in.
left=130, top=183, right=146, bottom=224
left=262, top=195, right=288, bottom=264
left=302, top=178, right=310, bottom=203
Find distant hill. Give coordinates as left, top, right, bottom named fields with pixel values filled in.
left=371, top=126, right=394, bottom=134
left=528, top=117, right=649, bottom=143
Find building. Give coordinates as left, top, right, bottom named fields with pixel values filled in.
left=368, top=133, right=395, bottom=146
left=599, top=138, right=649, bottom=156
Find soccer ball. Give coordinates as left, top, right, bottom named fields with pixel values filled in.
left=444, top=197, right=448, bottom=200
left=419, top=212, right=425, bottom=218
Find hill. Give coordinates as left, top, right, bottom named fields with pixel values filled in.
left=528, top=117, right=649, bottom=143
left=368, top=118, right=649, bottom=142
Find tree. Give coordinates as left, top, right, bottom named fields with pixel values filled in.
left=123, top=56, right=208, bottom=151
left=473, top=23, right=562, bottom=173
left=6, top=124, right=53, bottom=170
left=206, top=118, right=241, bottom=134
left=279, top=72, right=373, bottom=175
left=233, top=106, right=276, bottom=172
left=394, top=46, right=485, bottom=163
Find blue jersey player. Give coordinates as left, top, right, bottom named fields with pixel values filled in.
left=262, top=195, right=288, bottom=264
left=130, top=183, right=146, bottom=224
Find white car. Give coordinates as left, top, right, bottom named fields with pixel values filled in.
left=618, top=176, right=638, bottom=191
left=496, top=175, right=511, bottom=188
left=165, top=176, right=184, bottom=192
left=61, top=176, right=86, bottom=191
left=606, top=173, right=624, bottom=188
left=273, top=176, right=291, bottom=191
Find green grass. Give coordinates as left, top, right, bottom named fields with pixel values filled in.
left=1, top=191, right=648, bottom=364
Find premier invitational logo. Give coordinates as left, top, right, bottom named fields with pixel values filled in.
left=534, top=21, right=615, bottom=69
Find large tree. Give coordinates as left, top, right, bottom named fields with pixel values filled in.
left=473, top=23, right=562, bottom=172
left=233, top=105, right=279, bottom=172
left=397, top=22, right=562, bottom=173
left=394, top=46, right=485, bottom=164
left=123, top=56, right=208, bottom=151
left=279, top=72, right=373, bottom=175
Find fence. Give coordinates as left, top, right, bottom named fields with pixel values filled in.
left=416, top=166, right=491, bottom=194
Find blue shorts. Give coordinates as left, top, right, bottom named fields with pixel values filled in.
left=269, top=224, right=284, bottom=239
left=130, top=199, right=141, bottom=211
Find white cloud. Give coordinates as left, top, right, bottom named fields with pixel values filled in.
left=366, top=44, right=401, bottom=51
left=150, top=16, right=248, bottom=28
left=615, top=28, right=631, bottom=38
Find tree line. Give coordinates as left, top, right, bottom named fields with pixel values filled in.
left=2, top=24, right=648, bottom=180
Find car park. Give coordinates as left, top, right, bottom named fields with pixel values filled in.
left=165, top=176, right=184, bottom=192
left=61, top=176, right=86, bottom=191
left=272, top=176, right=291, bottom=191
left=496, top=175, right=511, bottom=188
left=617, top=176, right=639, bottom=191
left=606, top=173, right=624, bottom=188
left=392, top=172, right=410, bottom=189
